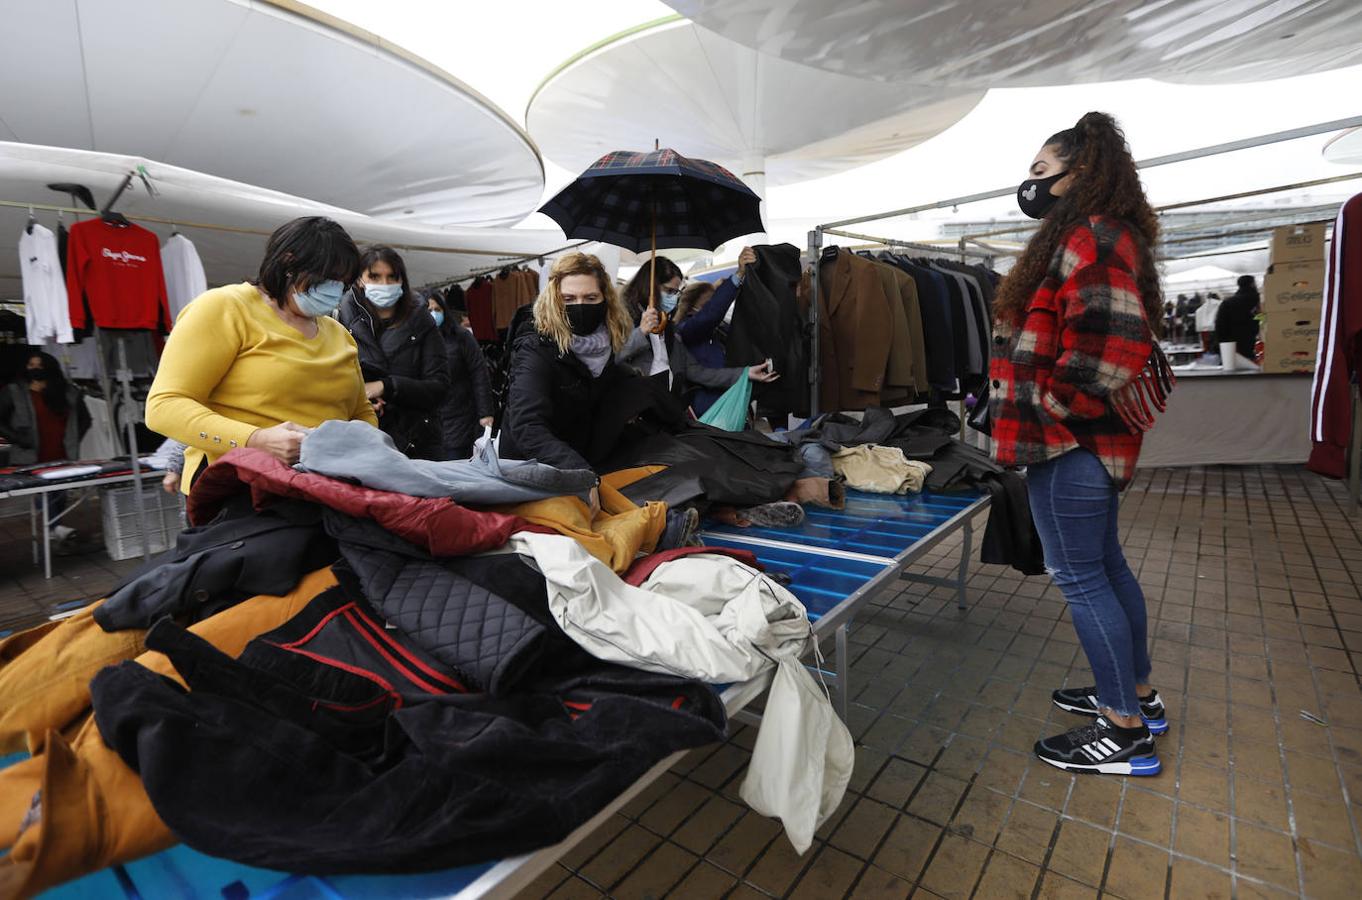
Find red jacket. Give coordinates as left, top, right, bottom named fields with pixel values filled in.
left=1308, top=193, right=1362, bottom=478
left=989, top=216, right=1154, bottom=489
left=188, top=449, right=525, bottom=557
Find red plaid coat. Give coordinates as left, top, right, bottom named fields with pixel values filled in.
left=989, top=216, right=1154, bottom=488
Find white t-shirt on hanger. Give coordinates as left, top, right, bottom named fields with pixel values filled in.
left=18, top=223, right=73, bottom=344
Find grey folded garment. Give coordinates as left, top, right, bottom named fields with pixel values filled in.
left=300, top=419, right=597, bottom=506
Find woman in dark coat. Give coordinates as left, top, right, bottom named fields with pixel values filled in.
left=426, top=292, right=495, bottom=459
left=338, top=246, right=449, bottom=459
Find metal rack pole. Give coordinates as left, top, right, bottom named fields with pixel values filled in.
left=115, top=337, right=151, bottom=561
left=807, top=228, right=822, bottom=419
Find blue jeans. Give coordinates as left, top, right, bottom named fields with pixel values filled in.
left=1027, top=448, right=1151, bottom=718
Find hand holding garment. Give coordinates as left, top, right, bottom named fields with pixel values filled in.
left=300, top=419, right=597, bottom=505
left=187, top=448, right=524, bottom=558
left=831, top=444, right=932, bottom=494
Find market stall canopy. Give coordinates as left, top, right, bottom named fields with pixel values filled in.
left=663, top=0, right=1362, bottom=88
left=526, top=16, right=984, bottom=188
left=0, top=143, right=570, bottom=299
left=0, top=0, right=544, bottom=227
left=1324, top=127, right=1362, bottom=166
left=1163, top=264, right=1243, bottom=288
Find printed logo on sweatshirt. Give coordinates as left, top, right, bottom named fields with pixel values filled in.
left=102, top=247, right=148, bottom=265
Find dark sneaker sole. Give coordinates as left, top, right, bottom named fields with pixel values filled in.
left=1036, top=753, right=1162, bottom=776
left=1052, top=699, right=1170, bottom=736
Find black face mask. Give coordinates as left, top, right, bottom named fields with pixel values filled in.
left=24, top=368, right=45, bottom=382
left=565, top=301, right=607, bottom=336
left=1017, top=170, right=1068, bottom=219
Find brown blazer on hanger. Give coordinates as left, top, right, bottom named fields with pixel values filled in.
left=881, top=259, right=930, bottom=395
left=865, top=258, right=917, bottom=405
left=817, top=250, right=894, bottom=412
left=492, top=272, right=518, bottom=332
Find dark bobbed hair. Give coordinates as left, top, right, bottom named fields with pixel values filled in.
left=355, top=245, right=415, bottom=324
left=255, top=217, right=360, bottom=308
left=27, top=350, right=70, bottom=416
left=1237, top=275, right=1258, bottom=294
left=621, top=256, right=684, bottom=322
left=994, top=112, right=1163, bottom=337
left=676, top=280, right=716, bottom=323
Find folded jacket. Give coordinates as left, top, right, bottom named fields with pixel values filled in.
left=300, top=419, right=597, bottom=505
left=831, top=445, right=932, bottom=494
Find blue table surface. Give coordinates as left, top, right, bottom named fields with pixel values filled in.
left=15, top=489, right=983, bottom=899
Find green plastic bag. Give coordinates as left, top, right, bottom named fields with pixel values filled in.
left=698, top=368, right=751, bottom=431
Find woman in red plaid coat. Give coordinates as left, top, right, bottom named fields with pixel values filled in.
left=989, top=112, right=1168, bottom=776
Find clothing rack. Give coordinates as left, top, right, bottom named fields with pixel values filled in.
left=426, top=240, right=591, bottom=292
left=809, top=117, right=1362, bottom=419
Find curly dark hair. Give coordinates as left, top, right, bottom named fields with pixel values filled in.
left=994, top=112, right=1163, bottom=337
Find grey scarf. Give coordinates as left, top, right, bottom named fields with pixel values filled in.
left=569, top=326, right=612, bottom=378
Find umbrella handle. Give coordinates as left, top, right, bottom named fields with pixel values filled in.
left=647, top=199, right=668, bottom=334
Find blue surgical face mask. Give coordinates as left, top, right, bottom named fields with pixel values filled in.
left=659, top=289, right=680, bottom=313
left=430, top=309, right=445, bottom=328
left=293, top=279, right=345, bottom=317
left=364, top=282, right=403, bottom=308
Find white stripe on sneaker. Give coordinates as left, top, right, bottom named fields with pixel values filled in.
left=1100, top=737, right=1121, bottom=753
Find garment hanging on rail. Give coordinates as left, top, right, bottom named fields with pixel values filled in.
left=465, top=276, right=496, bottom=341
left=65, top=219, right=171, bottom=332
left=160, top=233, right=208, bottom=322
left=18, top=223, right=74, bottom=344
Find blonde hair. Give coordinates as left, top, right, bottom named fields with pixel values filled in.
left=533, top=252, right=633, bottom=354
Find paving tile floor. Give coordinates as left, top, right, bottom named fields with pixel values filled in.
left=1, top=465, right=1360, bottom=898
left=515, top=466, right=1362, bottom=899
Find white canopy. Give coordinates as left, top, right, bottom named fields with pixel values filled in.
left=1324, top=127, right=1362, bottom=166
left=0, top=143, right=573, bottom=299
left=526, top=16, right=983, bottom=188
left=663, top=0, right=1362, bottom=88
left=0, top=0, right=544, bottom=226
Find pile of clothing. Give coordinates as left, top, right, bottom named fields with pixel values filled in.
left=0, top=423, right=852, bottom=896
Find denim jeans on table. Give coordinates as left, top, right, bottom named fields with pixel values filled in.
left=1026, top=448, right=1151, bottom=718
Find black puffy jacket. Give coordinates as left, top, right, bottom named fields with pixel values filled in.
left=499, top=330, right=682, bottom=471
left=339, top=292, right=449, bottom=459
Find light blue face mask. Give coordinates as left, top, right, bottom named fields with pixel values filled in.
left=430, top=309, right=445, bottom=328
left=364, top=283, right=403, bottom=308
left=293, top=279, right=345, bottom=317
left=659, top=289, right=680, bottom=313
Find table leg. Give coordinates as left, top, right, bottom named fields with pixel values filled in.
left=956, top=518, right=973, bottom=611
left=835, top=623, right=850, bottom=721
left=29, top=496, right=38, bottom=566
left=1349, top=383, right=1361, bottom=511
left=41, top=493, right=52, bottom=580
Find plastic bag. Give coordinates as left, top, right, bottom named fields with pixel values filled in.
left=697, top=368, right=751, bottom=431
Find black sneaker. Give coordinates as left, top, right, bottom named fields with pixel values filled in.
left=1052, top=685, right=1168, bottom=735
left=1034, top=715, right=1161, bottom=776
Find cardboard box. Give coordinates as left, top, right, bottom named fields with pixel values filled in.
left=1259, top=310, right=1320, bottom=373
left=1261, top=259, right=1325, bottom=312
left=1269, top=223, right=1326, bottom=265
left=1259, top=346, right=1317, bottom=374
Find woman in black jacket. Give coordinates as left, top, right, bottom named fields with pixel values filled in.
left=426, top=293, right=495, bottom=459
left=338, top=246, right=449, bottom=459
left=500, top=252, right=641, bottom=475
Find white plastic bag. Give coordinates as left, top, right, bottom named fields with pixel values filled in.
left=740, top=656, right=854, bottom=854
left=471, top=424, right=498, bottom=460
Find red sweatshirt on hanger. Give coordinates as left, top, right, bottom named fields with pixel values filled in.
left=1308, top=193, right=1362, bottom=478
left=66, top=219, right=172, bottom=331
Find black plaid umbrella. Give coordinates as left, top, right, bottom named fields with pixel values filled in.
left=539, top=149, right=763, bottom=329
left=538, top=148, right=764, bottom=254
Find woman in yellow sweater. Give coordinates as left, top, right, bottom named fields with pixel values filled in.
left=146, top=217, right=378, bottom=491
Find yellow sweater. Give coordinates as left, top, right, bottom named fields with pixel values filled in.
left=146, top=282, right=378, bottom=487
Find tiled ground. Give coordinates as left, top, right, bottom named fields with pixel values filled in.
left=515, top=466, right=1362, bottom=900
left=1, top=466, right=1360, bottom=899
